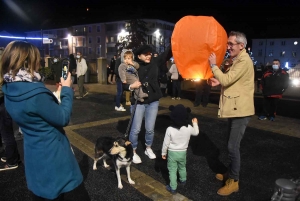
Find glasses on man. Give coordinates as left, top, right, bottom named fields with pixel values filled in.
left=227, top=42, right=240, bottom=47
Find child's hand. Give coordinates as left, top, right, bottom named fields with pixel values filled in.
left=162, top=155, right=166, bottom=160
left=192, top=118, right=198, bottom=124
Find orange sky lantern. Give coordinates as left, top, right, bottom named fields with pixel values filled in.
left=171, top=16, right=228, bottom=80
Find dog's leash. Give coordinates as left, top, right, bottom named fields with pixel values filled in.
left=124, top=83, right=147, bottom=139
left=124, top=88, right=140, bottom=139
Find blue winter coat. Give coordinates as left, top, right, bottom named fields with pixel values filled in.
left=2, top=82, right=83, bottom=199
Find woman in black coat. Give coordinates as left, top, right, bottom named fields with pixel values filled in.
left=123, top=45, right=172, bottom=164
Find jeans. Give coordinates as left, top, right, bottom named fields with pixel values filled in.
left=227, top=116, right=251, bottom=181
left=172, top=80, right=181, bottom=98
left=0, top=99, right=20, bottom=165
left=129, top=101, right=159, bottom=149
left=77, top=75, right=86, bottom=97
left=115, top=80, right=123, bottom=107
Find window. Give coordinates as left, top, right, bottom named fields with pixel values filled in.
left=89, top=26, right=92, bottom=33
left=105, top=24, right=118, bottom=31
left=83, top=27, right=86, bottom=33
left=269, top=50, right=273, bottom=57
left=281, top=41, right=286, bottom=46
left=83, top=38, right=86, bottom=47
left=97, top=47, right=101, bottom=54
left=89, top=37, right=92, bottom=44
left=292, top=51, right=297, bottom=57
left=97, top=26, right=100, bottom=32
left=97, top=37, right=101, bottom=43
left=110, top=36, right=115, bottom=43
left=148, top=35, right=152, bottom=44
left=259, top=41, right=263, bottom=46
left=107, top=47, right=116, bottom=53
left=258, top=49, right=262, bottom=57
left=270, top=41, right=274, bottom=46
left=88, top=47, right=92, bottom=54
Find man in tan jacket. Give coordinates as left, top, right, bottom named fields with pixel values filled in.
left=208, top=31, right=255, bottom=196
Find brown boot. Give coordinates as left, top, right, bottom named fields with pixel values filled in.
left=215, top=172, right=228, bottom=181
left=217, top=178, right=239, bottom=196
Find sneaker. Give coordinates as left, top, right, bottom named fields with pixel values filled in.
left=126, top=101, right=131, bottom=106
left=166, top=185, right=176, bottom=194
left=83, top=92, right=89, bottom=97
left=176, top=97, right=181, bottom=100
left=1, top=157, right=6, bottom=163
left=258, top=116, right=267, bottom=120
left=145, top=148, right=156, bottom=159
left=76, top=96, right=83, bottom=99
left=270, top=117, right=275, bottom=121
left=171, top=97, right=175, bottom=100
left=0, top=163, right=18, bottom=171
left=115, top=106, right=126, bottom=112
left=115, top=105, right=125, bottom=110
left=179, top=180, right=186, bottom=186
left=132, top=153, right=142, bottom=164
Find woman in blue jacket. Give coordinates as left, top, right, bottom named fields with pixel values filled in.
left=0, top=41, right=83, bottom=200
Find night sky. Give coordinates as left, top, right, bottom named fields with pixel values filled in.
left=1, top=0, right=300, bottom=43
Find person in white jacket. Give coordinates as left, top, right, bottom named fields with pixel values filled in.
left=161, top=104, right=199, bottom=194
left=76, top=52, right=88, bottom=99
left=169, top=62, right=182, bottom=100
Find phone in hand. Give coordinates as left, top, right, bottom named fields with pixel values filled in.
left=62, top=61, right=69, bottom=80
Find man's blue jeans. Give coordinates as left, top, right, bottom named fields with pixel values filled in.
left=227, top=116, right=251, bottom=181
left=129, top=101, right=159, bottom=149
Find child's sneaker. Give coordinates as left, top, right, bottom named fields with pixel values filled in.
left=166, top=185, right=176, bottom=194
left=179, top=180, right=186, bottom=186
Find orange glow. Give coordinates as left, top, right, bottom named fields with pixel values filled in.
left=171, top=16, right=227, bottom=80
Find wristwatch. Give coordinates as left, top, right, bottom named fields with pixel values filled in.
left=210, top=64, right=217, bottom=68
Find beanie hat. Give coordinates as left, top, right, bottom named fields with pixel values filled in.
left=169, top=104, right=191, bottom=128
left=134, top=45, right=153, bottom=55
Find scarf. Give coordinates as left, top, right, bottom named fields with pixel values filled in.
left=3, top=67, right=42, bottom=83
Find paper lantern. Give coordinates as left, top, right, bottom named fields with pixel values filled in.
left=171, top=16, right=228, bottom=80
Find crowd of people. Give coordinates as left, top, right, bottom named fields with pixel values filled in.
left=0, top=29, right=292, bottom=200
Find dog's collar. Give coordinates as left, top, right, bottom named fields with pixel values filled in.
left=117, top=155, right=131, bottom=162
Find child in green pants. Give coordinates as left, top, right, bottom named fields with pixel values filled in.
left=161, top=104, right=199, bottom=194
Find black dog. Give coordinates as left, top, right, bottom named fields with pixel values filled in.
left=93, top=136, right=135, bottom=189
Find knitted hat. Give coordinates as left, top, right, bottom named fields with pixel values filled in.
left=134, top=45, right=153, bottom=55
left=169, top=104, right=191, bottom=128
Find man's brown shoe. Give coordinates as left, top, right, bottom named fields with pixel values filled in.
left=215, top=172, right=228, bottom=181
left=217, top=178, right=239, bottom=196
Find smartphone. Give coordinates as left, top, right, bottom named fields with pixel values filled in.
left=62, top=61, right=69, bottom=80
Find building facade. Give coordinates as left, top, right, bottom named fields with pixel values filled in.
left=24, top=19, right=174, bottom=62
left=252, top=38, right=300, bottom=68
